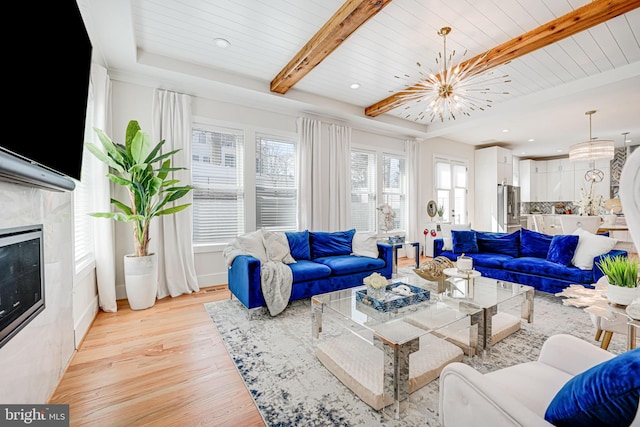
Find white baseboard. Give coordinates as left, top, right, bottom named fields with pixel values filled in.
left=73, top=294, right=99, bottom=348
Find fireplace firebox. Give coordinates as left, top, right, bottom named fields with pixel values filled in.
left=0, top=225, right=45, bottom=348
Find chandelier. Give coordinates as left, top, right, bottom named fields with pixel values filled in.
left=394, top=27, right=510, bottom=123
left=569, top=110, right=614, bottom=183
left=569, top=111, right=614, bottom=162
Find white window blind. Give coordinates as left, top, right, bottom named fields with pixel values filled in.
left=192, top=125, right=245, bottom=243
left=73, top=84, right=95, bottom=273
left=255, top=135, right=297, bottom=231
left=351, top=150, right=377, bottom=231
left=382, top=153, right=406, bottom=231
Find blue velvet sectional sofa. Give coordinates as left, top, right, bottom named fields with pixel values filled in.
left=228, top=229, right=393, bottom=311
left=434, top=228, right=627, bottom=294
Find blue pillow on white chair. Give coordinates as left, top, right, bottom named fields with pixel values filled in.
left=544, top=348, right=640, bottom=426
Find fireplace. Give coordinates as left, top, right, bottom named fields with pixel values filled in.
left=0, top=225, right=45, bottom=348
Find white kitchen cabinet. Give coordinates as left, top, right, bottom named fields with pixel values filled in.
left=519, top=160, right=533, bottom=202
left=559, top=159, right=575, bottom=201
left=546, top=159, right=575, bottom=201
left=534, top=160, right=547, bottom=202
left=546, top=159, right=561, bottom=201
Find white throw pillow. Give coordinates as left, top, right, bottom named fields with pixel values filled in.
left=571, top=227, right=617, bottom=270
left=440, top=223, right=471, bottom=251
left=351, top=231, right=379, bottom=258
left=236, top=230, right=268, bottom=263
left=261, top=229, right=296, bottom=264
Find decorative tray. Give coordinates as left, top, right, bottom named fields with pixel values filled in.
left=356, top=283, right=430, bottom=312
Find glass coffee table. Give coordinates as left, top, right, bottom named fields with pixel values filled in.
left=311, top=276, right=483, bottom=419
left=437, top=273, right=535, bottom=352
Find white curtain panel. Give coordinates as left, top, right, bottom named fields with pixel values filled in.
left=328, top=123, right=352, bottom=231
left=405, top=138, right=421, bottom=247
left=297, top=117, right=352, bottom=232
left=297, top=116, right=323, bottom=230
left=152, top=89, right=199, bottom=298
left=90, top=64, right=117, bottom=312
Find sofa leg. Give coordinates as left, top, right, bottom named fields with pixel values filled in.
left=601, top=331, right=613, bottom=350
left=595, top=329, right=602, bottom=341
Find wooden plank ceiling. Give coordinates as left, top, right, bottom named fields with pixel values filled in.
left=268, top=0, right=640, bottom=118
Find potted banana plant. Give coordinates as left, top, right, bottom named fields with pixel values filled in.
left=87, top=120, right=193, bottom=310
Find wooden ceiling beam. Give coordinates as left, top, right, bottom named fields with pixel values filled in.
left=270, top=0, right=393, bottom=95
left=365, top=0, right=640, bottom=118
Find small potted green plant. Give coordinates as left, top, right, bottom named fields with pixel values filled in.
left=437, top=205, right=445, bottom=220
left=596, top=255, right=639, bottom=306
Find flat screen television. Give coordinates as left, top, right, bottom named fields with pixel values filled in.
left=0, top=1, right=92, bottom=191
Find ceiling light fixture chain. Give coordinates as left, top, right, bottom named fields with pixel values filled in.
left=393, top=26, right=511, bottom=123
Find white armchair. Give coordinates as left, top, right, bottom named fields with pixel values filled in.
left=438, top=334, right=640, bottom=426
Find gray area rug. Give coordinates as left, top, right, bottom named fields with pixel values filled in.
left=205, top=270, right=627, bottom=427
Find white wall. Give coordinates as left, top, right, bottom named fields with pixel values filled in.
left=418, top=136, right=476, bottom=229
left=0, top=182, right=75, bottom=403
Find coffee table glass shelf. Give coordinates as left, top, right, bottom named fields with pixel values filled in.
left=312, top=275, right=482, bottom=419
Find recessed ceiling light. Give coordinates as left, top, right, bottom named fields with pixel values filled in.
left=557, top=149, right=563, bottom=153
left=528, top=138, right=535, bottom=142
left=350, top=83, right=360, bottom=89
left=502, top=129, right=509, bottom=133
left=520, top=151, right=527, bottom=155
left=214, top=38, right=230, bottom=48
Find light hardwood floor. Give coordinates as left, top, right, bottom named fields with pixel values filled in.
left=49, top=284, right=266, bottom=427
left=49, top=257, right=425, bottom=426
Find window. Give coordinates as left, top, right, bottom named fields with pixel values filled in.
left=381, top=153, right=406, bottom=231
left=255, top=135, right=297, bottom=231
left=73, top=83, right=95, bottom=273
left=351, top=150, right=377, bottom=231
left=191, top=124, right=245, bottom=243
left=351, top=149, right=406, bottom=233
left=435, top=157, right=468, bottom=224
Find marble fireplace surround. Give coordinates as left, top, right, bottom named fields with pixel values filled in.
left=0, top=181, right=75, bottom=403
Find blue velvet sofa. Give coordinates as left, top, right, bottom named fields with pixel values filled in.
left=433, top=228, right=627, bottom=294
left=228, top=229, right=393, bottom=311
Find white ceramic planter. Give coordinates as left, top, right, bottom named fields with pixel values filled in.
left=123, top=253, right=158, bottom=310
left=607, top=283, right=639, bottom=306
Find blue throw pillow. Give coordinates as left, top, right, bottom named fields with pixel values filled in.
left=520, top=228, right=553, bottom=258
left=476, top=231, right=520, bottom=256
left=451, top=230, right=478, bottom=254
left=544, top=348, right=640, bottom=427
left=546, top=234, right=580, bottom=266
left=285, top=230, right=311, bottom=260
left=309, top=229, right=356, bottom=258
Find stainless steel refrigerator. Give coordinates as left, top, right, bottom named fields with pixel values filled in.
left=497, top=184, right=521, bottom=233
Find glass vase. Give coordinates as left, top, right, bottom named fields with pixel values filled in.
left=367, top=285, right=386, bottom=301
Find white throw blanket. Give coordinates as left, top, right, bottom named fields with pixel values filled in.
left=260, top=261, right=293, bottom=316
left=223, top=229, right=294, bottom=316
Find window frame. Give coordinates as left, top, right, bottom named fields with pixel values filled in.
left=191, top=116, right=297, bottom=251
left=434, top=155, right=469, bottom=224
left=350, top=145, right=407, bottom=234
